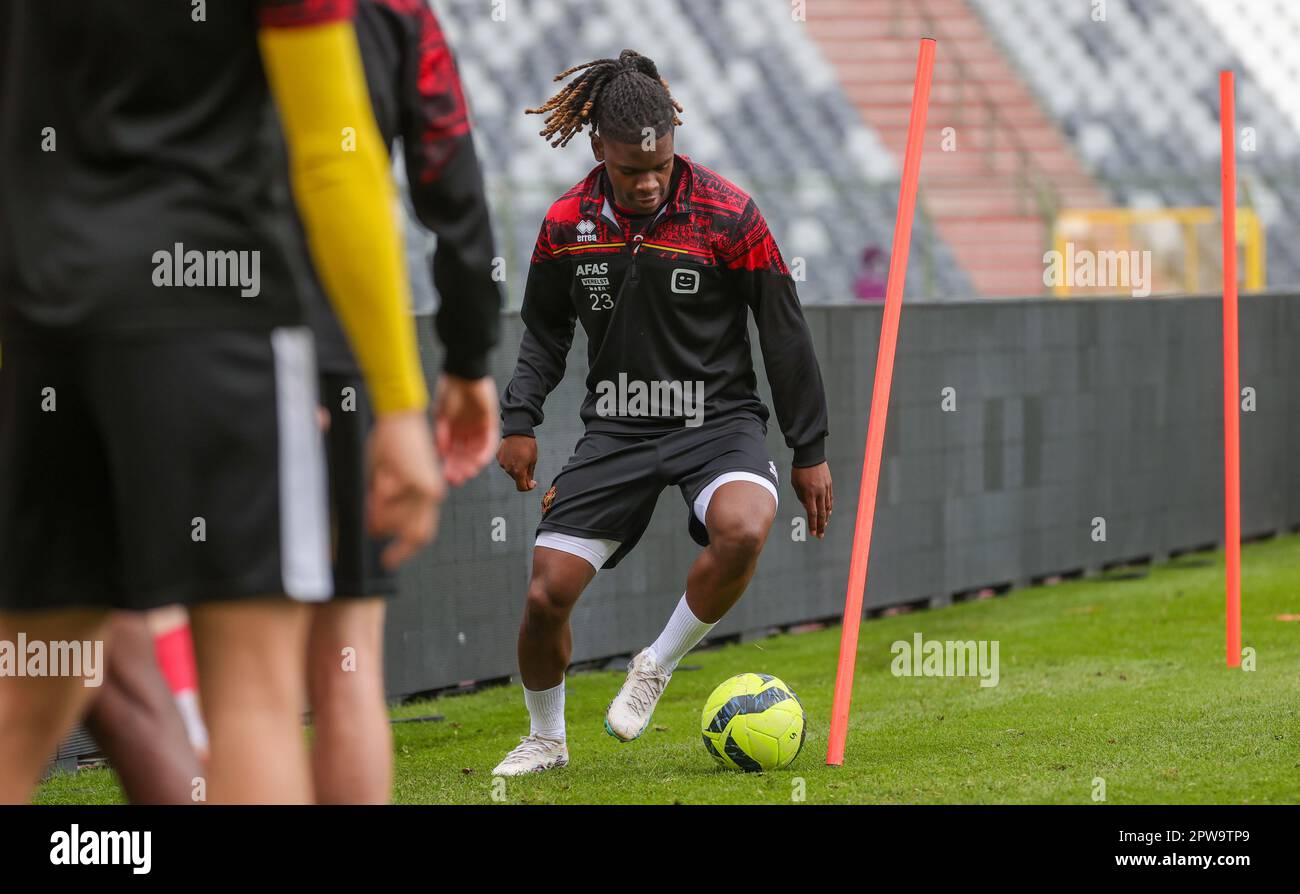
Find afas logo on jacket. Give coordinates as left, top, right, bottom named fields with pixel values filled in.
left=576, top=262, right=610, bottom=293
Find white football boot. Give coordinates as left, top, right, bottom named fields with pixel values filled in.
left=604, top=648, right=672, bottom=742
left=491, top=734, right=568, bottom=776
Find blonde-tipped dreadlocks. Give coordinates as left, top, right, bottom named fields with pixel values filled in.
left=526, top=49, right=683, bottom=148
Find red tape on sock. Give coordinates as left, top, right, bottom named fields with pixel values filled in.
left=153, top=623, right=199, bottom=694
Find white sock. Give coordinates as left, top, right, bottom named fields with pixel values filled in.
left=173, top=690, right=209, bottom=754
left=524, top=679, right=566, bottom=741
left=648, top=594, right=717, bottom=672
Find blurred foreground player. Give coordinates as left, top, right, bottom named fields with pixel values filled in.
left=69, top=0, right=502, bottom=806
left=0, top=0, right=439, bottom=803
left=493, top=51, right=832, bottom=774
left=302, top=0, right=501, bottom=803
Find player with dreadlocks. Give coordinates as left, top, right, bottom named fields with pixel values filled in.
left=493, top=50, right=832, bottom=775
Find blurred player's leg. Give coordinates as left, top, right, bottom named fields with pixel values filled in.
left=492, top=546, right=598, bottom=776
left=0, top=331, right=120, bottom=802
left=148, top=606, right=209, bottom=760
left=82, top=611, right=202, bottom=804
left=307, top=598, right=390, bottom=803
left=190, top=598, right=314, bottom=804
left=0, top=608, right=111, bottom=803
left=308, top=372, right=400, bottom=803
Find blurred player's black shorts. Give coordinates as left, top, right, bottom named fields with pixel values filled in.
left=0, top=325, right=332, bottom=611
left=537, top=411, right=779, bottom=570
left=319, top=372, right=397, bottom=599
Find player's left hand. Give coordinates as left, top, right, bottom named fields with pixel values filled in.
left=433, top=373, right=500, bottom=487
left=791, top=462, right=833, bottom=539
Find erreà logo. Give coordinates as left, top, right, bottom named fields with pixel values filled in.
left=576, top=219, right=597, bottom=243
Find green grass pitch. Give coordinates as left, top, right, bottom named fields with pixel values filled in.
left=36, top=533, right=1300, bottom=805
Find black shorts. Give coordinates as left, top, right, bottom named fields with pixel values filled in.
left=319, top=372, right=397, bottom=598
left=536, top=412, right=780, bottom=569
left=0, top=325, right=332, bottom=612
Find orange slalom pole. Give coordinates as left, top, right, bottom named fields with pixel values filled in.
left=826, top=37, right=935, bottom=766
left=1220, top=70, right=1241, bottom=668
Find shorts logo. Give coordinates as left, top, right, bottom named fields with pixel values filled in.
left=541, top=484, right=558, bottom=515
left=769, top=460, right=778, bottom=483
left=670, top=268, right=700, bottom=294
left=576, top=219, right=598, bottom=243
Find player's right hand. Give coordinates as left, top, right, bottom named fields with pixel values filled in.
left=367, top=410, right=446, bottom=569
left=497, top=434, right=539, bottom=491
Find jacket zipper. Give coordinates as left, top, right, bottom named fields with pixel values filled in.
left=628, top=232, right=645, bottom=285
left=626, top=207, right=674, bottom=285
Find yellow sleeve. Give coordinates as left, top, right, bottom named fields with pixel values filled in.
left=259, top=21, right=428, bottom=415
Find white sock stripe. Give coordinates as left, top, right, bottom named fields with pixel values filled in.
left=173, top=690, right=209, bottom=751
left=271, top=327, right=332, bottom=603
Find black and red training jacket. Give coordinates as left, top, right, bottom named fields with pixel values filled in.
left=303, top=0, right=501, bottom=378
left=501, top=156, right=828, bottom=467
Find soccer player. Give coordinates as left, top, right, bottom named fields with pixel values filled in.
left=0, top=0, right=439, bottom=804
left=302, top=0, right=501, bottom=803
left=493, top=50, right=832, bottom=775
left=62, top=0, right=500, bottom=806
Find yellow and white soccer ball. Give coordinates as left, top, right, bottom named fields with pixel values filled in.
left=700, top=673, right=805, bottom=771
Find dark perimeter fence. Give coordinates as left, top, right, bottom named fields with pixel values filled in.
left=386, top=294, right=1300, bottom=698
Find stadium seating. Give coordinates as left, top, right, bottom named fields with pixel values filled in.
left=425, top=0, right=1300, bottom=302
left=970, top=0, right=1300, bottom=289
left=1196, top=0, right=1300, bottom=138
left=431, top=0, right=974, bottom=305
left=804, top=0, right=1110, bottom=297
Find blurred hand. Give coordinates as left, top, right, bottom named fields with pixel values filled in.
left=367, top=410, right=445, bottom=569
left=433, top=374, right=500, bottom=487
left=791, top=462, right=833, bottom=539
left=497, top=434, right=538, bottom=492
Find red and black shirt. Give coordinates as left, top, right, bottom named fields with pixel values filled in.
left=501, top=156, right=829, bottom=467
left=0, top=0, right=354, bottom=334
left=302, top=0, right=501, bottom=377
